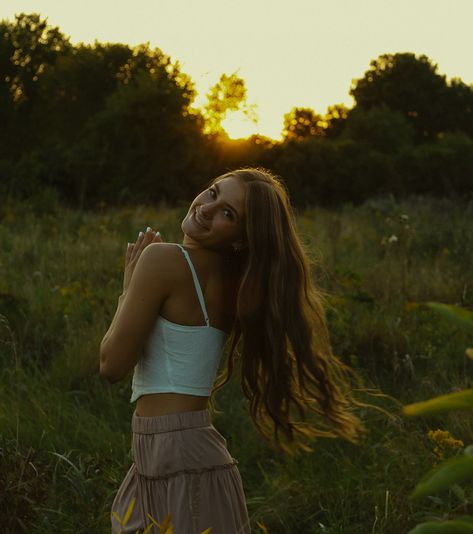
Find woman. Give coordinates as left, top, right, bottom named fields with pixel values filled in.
left=100, top=167, right=363, bottom=533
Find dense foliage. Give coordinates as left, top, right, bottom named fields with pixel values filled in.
left=1, top=13, right=473, bottom=209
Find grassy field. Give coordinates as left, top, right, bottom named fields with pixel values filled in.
left=1, top=193, right=472, bottom=533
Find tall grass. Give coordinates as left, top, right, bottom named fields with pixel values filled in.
left=1, top=194, right=472, bottom=533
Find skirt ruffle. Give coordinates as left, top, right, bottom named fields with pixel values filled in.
left=111, top=409, right=251, bottom=534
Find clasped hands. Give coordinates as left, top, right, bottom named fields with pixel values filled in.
left=123, top=226, right=163, bottom=293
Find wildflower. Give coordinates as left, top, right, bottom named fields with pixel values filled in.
left=428, top=429, right=464, bottom=462
left=388, top=234, right=398, bottom=243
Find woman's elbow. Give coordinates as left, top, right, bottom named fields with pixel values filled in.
left=99, top=348, right=125, bottom=383
left=99, top=361, right=121, bottom=383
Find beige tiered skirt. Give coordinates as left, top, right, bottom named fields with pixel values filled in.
left=111, top=409, right=251, bottom=533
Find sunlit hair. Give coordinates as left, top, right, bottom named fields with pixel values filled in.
left=208, top=167, right=364, bottom=456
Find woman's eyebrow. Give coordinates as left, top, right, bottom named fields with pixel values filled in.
left=214, top=182, right=240, bottom=220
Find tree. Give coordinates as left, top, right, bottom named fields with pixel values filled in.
left=0, top=19, right=16, bottom=157
left=0, top=13, right=70, bottom=154
left=282, top=107, right=325, bottom=141
left=72, top=65, right=203, bottom=205
left=342, top=105, right=414, bottom=152
left=443, top=78, right=473, bottom=138
left=350, top=53, right=448, bottom=140
left=323, top=104, right=349, bottom=138
left=398, top=132, right=473, bottom=197
left=1, top=13, right=70, bottom=106
left=32, top=42, right=131, bottom=142
left=202, top=73, right=256, bottom=135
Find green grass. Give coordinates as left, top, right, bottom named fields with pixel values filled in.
left=1, top=193, right=472, bottom=533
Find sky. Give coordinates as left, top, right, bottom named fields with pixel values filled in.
left=3, top=0, right=473, bottom=140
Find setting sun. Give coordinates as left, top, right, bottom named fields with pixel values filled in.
left=220, top=110, right=262, bottom=140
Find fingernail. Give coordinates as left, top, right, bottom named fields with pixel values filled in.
left=146, top=227, right=152, bottom=232
left=156, top=231, right=160, bottom=237
left=139, top=231, right=144, bottom=237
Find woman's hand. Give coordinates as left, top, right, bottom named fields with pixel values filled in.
left=123, top=227, right=163, bottom=293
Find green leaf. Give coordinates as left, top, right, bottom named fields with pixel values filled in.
left=410, top=456, right=473, bottom=499
left=408, top=518, right=473, bottom=533
left=403, top=389, right=473, bottom=416
left=425, top=302, right=473, bottom=332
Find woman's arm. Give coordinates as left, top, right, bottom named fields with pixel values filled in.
left=100, top=235, right=175, bottom=383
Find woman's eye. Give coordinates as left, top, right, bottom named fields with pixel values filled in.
left=224, top=209, right=233, bottom=220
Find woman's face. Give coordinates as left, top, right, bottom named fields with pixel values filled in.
left=181, top=175, right=246, bottom=251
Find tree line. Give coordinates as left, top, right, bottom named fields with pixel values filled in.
left=1, top=13, right=472, bottom=209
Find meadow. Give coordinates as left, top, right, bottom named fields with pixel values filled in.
left=1, top=192, right=472, bottom=533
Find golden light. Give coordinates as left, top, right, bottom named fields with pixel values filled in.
left=220, top=109, right=259, bottom=140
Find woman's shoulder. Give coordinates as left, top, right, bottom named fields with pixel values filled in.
left=140, top=242, right=180, bottom=262
left=136, top=243, right=184, bottom=284
left=142, top=243, right=236, bottom=297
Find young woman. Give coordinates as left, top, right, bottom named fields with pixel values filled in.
left=100, top=167, right=363, bottom=533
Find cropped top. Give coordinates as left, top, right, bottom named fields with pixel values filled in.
left=130, top=244, right=228, bottom=402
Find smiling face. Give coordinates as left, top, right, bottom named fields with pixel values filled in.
left=181, top=175, right=247, bottom=252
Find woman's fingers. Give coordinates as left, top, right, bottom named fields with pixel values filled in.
left=130, top=228, right=162, bottom=261
left=142, top=227, right=158, bottom=247
left=125, top=242, right=134, bottom=264
left=130, top=231, right=145, bottom=261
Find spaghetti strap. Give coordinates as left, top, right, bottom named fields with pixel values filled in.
left=175, top=244, right=210, bottom=327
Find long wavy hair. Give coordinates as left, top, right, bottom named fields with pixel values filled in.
left=208, top=167, right=364, bottom=455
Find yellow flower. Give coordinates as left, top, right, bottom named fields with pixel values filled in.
left=428, top=429, right=464, bottom=464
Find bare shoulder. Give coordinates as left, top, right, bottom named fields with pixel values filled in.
left=138, top=242, right=183, bottom=278
left=141, top=242, right=181, bottom=259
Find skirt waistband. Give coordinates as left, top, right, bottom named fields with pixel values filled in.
left=132, top=408, right=212, bottom=434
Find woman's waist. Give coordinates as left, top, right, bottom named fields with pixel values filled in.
left=135, top=392, right=209, bottom=417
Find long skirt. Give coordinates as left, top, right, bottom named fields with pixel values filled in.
left=111, top=409, right=251, bottom=533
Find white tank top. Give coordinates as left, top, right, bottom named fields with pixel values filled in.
left=130, top=244, right=228, bottom=402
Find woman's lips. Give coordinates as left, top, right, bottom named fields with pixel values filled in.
left=192, top=210, right=208, bottom=230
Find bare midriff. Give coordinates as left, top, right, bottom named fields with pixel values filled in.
left=135, top=392, right=209, bottom=417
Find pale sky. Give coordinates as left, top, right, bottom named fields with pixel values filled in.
left=3, top=1, right=473, bottom=139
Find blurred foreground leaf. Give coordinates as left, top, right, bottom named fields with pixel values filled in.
left=425, top=302, right=473, bottom=332
left=408, top=518, right=473, bottom=533
left=410, top=455, right=473, bottom=499
left=403, top=390, right=473, bottom=416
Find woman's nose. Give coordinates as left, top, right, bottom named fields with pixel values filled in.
left=200, top=204, right=212, bottom=219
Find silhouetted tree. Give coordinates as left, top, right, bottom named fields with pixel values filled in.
left=350, top=53, right=448, bottom=140
left=33, top=42, right=132, bottom=141
left=282, top=107, right=325, bottom=141
left=343, top=105, right=414, bottom=152
left=72, top=66, right=203, bottom=205
left=202, top=73, right=256, bottom=135
left=1, top=13, right=472, bottom=207
left=0, top=13, right=70, bottom=153
left=322, top=104, right=349, bottom=138
left=442, top=78, right=473, bottom=138
left=398, top=132, right=473, bottom=197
